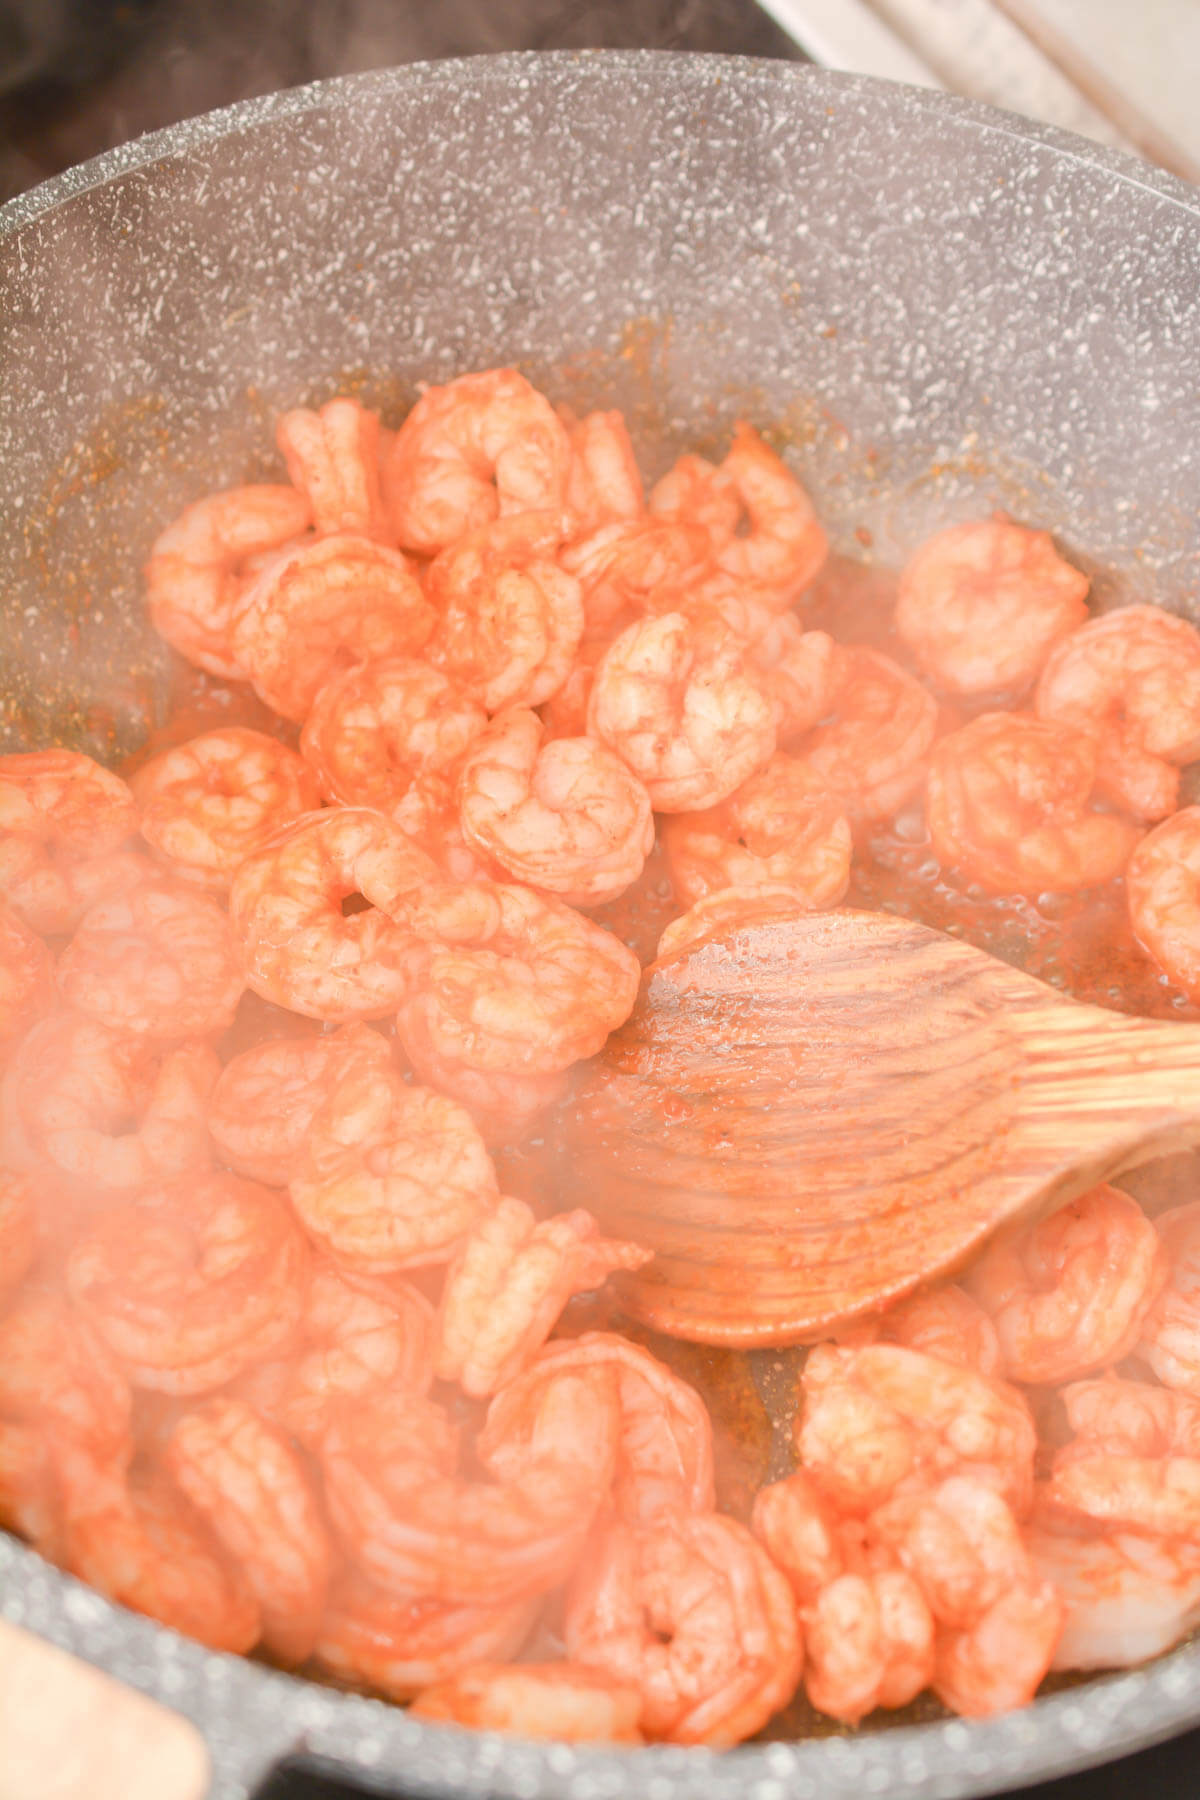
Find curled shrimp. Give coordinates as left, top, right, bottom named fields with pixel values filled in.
left=1044, top=1437, right=1200, bottom=1541
left=751, top=1469, right=845, bottom=1604
left=288, top=1058, right=498, bottom=1272
left=649, top=451, right=741, bottom=546
left=1035, top=606, right=1200, bottom=820
left=587, top=610, right=776, bottom=812
left=300, top=656, right=486, bottom=811
left=144, top=484, right=312, bottom=679
left=314, top=1567, right=540, bottom=1699
left=276, top=396, right=392, bottom=542
left=559, top=518, right=711, bottom=634
left=66, top=1173, right=307, bottom=1394
left=456, top=708, right=654, bottom=906
left=0, top=1288, right=131, bottom=1456
left=57, top=883, right=245, bottom=1040
left=1027, top=1520, right=1200, bottom=1671
left=435, top=1197, right=651, bottom=1397
left=655, top=883, right=810, bottom=961
left=412, top=1661, right=645, bottom=1743
left=744, top=613, right=843, bottom=745
left=319, top=1374, right=619, bottom=1606
left=804, top=1569, right=935, bottom=1725
left=209, top=1023, right=392, bottom=1187
left=564, top=1509, right=802, bottom=1745
left=231, top=533, right=433, bottom=721
left=383, top=368, right=572, bottom=556
left=1, top=1011, right=217, bottom=1193
left=478, top=1330, right=714, bottom=1525
left=426, top=512, right=584, bottom=713
left=785, top=646, right=937, bottom=819
left=0, top=1171, right=35, bottom=1300
left=896, top=517, right=1089, bottom=695
left=1138, top=1202, right=1200, bottom=1394
left=131, top=728, right=320, bottom=891
left=0, top=900, right=52, bottom=1048
left=0, top=749, right=138, bottom=936
left=660, top=753, right=851, bottom=911
left=926, top=712, right=1140, bottom=895
left=1127, top=807, right=1200, bottom=1001
left=562, top=407, right=645, bottom=536
left=228, top=809, right=438, bottom=1021
left=874, top=1284, right=1003, bottom=1376
left=965, top=1184, right=1167, bottom=1385
left=165, top=1396, right=334, bottom=1664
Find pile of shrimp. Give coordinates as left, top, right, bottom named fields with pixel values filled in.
left=5, top=367, right=1200, bottom=1746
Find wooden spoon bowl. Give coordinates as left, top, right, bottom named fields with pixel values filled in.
left=565, top=908, right=1200, bottom=1346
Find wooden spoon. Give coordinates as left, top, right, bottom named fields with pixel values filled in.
left=565, top=907, right=1200, bottom=1347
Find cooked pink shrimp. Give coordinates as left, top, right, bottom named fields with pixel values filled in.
left=67, top=1173, right=307, bottom=1393
left=383, top=368, right=572, bottom=556
left=426, top=512, right=584, bottom=713
left=0, top=1170, right=35, bottom=1300
left=1027, top=1520, right=1200, bottom=1671
left=144, top=484, right=312, bottom=678
left=1127, top=808, right=1200, bottom=1000
left=655, top=883, right=809, bottom=960
left=587, top=610, right=776, bottom=812
left=1044, top=1428, right=1200, bottom=1540
left=478, top=1331, right=715, bottom=1525
left=559, top=519, right=711, bottom=633
left=1138, top=1202, right=1200, bottom=1393
left=713, top=424, right=828, bottom=606
left=875, top=1284, right=1003, bottom=1376
left=0, top=1288, right=131, bottom=1455
left=57, top=883, right=244, bottom=1039
left=649, top=451, right=742, bottom=547
left=456, top=708, right=654, bottom=906
left=1, top=1011, right=217, bottom=1192
left=131, top=728, right=320, bottom=891
left=965, top=1184, right=1167, bottom=1384
left=301, top=656, right=486, bottom=809
left=396, top=882, right=639, bottom=1086
left=1035, top=607, right=1200, bottom=820
left=435, top=1197, right=651, bottom=1397
left=745, top=614, right=843, bottom=745
left=165, top=1397, right=334, bottom=1664
left=896, top=517, right=1089, bottom=695
left=231, top=534, right=433, bottom=721
left=412, top=1661, right=645, bottom=1742
left=564, top=1509, right=802, bottom=1745
left=320, top=1375, right=619, bottom=1606
left=660, top=753, right=851, bottom=910
left=289, top=1059, right=498, bottom=1272
left=0, top=749, right=138, bottom=936
left=314, top=1567, right=540, bottom=1699
left=1060, top=1374, right=1200, bottom=1457
left=0, top=900, right=52, bottom=1047
left=209, top=1023, right=392, bottom=1186
left=785, top=647, right=937, bottom=818
left=562, top=407, right=645, bottom=536
left=751, top=1469, right=845, bottom=1603
left=804, top=1569, right=934, bottom=1724
left=276, top=396, right=392, bottom=542
left=926, top=712, right=1140, bottom=895
left=797, top=1344, right=1037, bottom=1518
left=228, top=808, right=439, bottom=1021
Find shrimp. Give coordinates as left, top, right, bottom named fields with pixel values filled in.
left=1, top=1011, right=217, bottom=1193
left=300, top=657, right=487, bottom=816
left=276, top=396, right=392, bottom=542
left=478, top=1331, right=715, bottom=1525
left=655, top=883, right=810, bottom=961
left=648, top=451, right=742, bottom=547
left=411, top=1661, right=645, bottom=1743
left=66, top=1173, right=307, bottom=1394
left=751, top=1470, right=845, bottom=1604
left=1127, top=808, right=1200, bottom=1001
left=288, top=1058, right=498, bottom=1272
left=745, top=613, right=843, bottom=745
left=0, top=1288, right=131, bottom=1455
left=383, top=368, right=572, bottom=556
left=803, top=1569, right=935, bottom=1724
left=1044, top=1438, right=1200, bottom=1540
left=144, top=484, right=312, bottom=679
left=164, top=1397, right=334, bottom=1664
left=396, top=882, right=640, bottom=1085
left=587, top=610, right=776, bottom=812
left=456, top=708, right=654, bottom=906
left=209, top=1023, right=393, bottom=1187
left=563, top=1509, right=802, bottom=1745
left=231, top=533, right=433, bottom=721
left=926, top=712, right=1140, bottom=895
left=965, top=1184, right=1167, bottom=1385
left=875, top=1284, right=1003, bottom=1376
left=895, top=517, right=1089, bottom=695
left=314, top=1567, right=540, bottom=1699
left=660, top=753, right=851, bottom=910
left=712, top=424, right=828, bottom=607
left=0, top=900, right=52, bottom=1048
left=228, top=808, right=439, bottom=1021
left=559, top=519, right=712, bottom=634
left=57, top=883, right=245, bottom=1040
left=1058, top=1376, right=1200, bottom=1460
left=0, top=1170, right=35, bottom=1300
left=435, top=1197, right=651, bottom=1398
left=319, top=1375, right=620, bottom=1606
left=1137, top=1202, right=1200, bottom=1393
left=1027, top=1520, right=1200, bottom=1671
left=131, top=728, right=320, bottom=891
left=0, top=749, right=138, bottom=936
left=1035, top=606, right=1200, bottom=820
left=797, top=1344, right=1037, bottom=1518
left=784, top=647, right=938, bottom=819
left=562, top=407, right=645, bottom=535
left=426, top=512, right=584, bottom=713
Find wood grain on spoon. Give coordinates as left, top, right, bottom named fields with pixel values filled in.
left=566, top=909, right=1200, bottom=1347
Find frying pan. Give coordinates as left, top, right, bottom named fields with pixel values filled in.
left=2, top=48, right=1200, bottom=1800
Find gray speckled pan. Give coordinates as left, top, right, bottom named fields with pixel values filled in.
left=2, top=48, right=1200, bottom=1800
